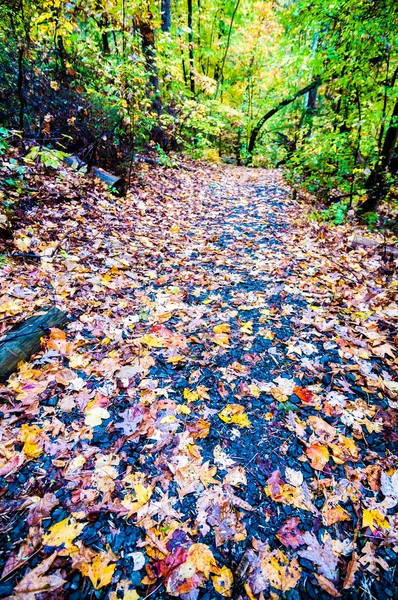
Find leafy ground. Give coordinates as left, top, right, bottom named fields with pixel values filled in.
left=0, top=161, right=397, bottom=599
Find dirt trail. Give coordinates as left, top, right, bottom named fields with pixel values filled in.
left=0, top=165, right=397, bottom=599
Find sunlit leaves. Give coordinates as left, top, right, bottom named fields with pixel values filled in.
left=42, top=519, right=87, bottom=555
left=218, top=404, right=251, bottom=427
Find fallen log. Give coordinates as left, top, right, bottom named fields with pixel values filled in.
left=350, top=235, right=398, bottom=257
left=0, top=307, right=69, bottom=382
left=135, top=154, right=195, bottom=171
left=63, top=155, right=126, bottom=196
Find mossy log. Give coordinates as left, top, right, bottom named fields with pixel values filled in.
left=0, top=307, right=68, bottom=382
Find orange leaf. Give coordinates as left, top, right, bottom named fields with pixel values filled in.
left=306, top=444, right=329, bottom=470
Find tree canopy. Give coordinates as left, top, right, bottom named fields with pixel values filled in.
left=0, top=0, right=397, bottom=207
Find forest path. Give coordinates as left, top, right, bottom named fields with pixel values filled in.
left=1, top=165, right=397, bottom=599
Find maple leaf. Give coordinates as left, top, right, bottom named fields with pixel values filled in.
left=79, top=551, right=118, bottom=590
left=187, top=543, right=221, bottom=578
left=212, top=566, right=233, bottom=597
left=261, top=549, right=301, bottom=591
left=212, top=332, right=230, bottom=347
left=219, top=404, right=251, bottom=427
left=298, top=532, right=339, bottom=582
left=276, top=517, right=304, bottom=549
left=42, top=518, right=87, bottom=555
left=293, top=385, right=314, bottom=403
left=214, top=323, right=230, bottom=334
left=240, top=320, right=253, bottom=334
left=306, top=443, right=329, bottom=470
left=85, top=399, right=110, bottom=427
left=322, top=505, right=351, bottom=526
left=14, top=552, right=65, bottom=599
left=139, top=333, right=164, bottom=347
left=19, top=424, right=44, bottom=459
left=121, top=483, right=153, bottom=517
left=362, top=508, right=390, bottom=531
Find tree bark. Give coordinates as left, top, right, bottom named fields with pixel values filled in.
left=214, top=0, right=241, bottom=99
left=0, top=308, right=69, bottom=382
left=246, top=79, right=320, bottom=162
left=17, top=45, right=25, bottom=133
left=187, top=0, right=195, bottom=94
left=359, top=99, right=398, bottom=213
left=161, top=0, right=171, bottom=32
left=135, top=15, right=167, bottom=147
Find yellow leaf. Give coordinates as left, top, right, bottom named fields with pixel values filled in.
left=212, top=333, right=230, bottom=348
left=80, top=552, right=117, bottom=590
left=139, top=334, right=164, bottom=348
left=14, top=236, right=31, bottom=252
left=219, top=404, right=251, bottom=428
left=214, top=323, right=230, bottom=334
left=240, top=321, right=253, bottom=334
left=184, top=388, right=200, bottom=402
left=248, top=384, right=261, bottom=398
left=177, top=404, right=191, bottom=415
left=167, top=355, right=185, bottom=365
left=212, top=566, right=233, bottom=597
left=362, top=509, right=390, bottom=531
left=121, top=484, right=152, bottom=516
left=85, top=406, right=110, bottom=427
left=187, top=543, right=220, bottom=578
left=19, top=424, right=43, bottom=458
left=23, top=442, right=43, bottom=458
left=50, top=80, right=59, bottom=90
left=160, top=415, right=176, bottom=424
left=42, top=518, right=87, bottom=555
left=261, top=550, right=301, bottom=591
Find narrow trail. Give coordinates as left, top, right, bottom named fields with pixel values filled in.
left=0, top=165, right=397, bottom=599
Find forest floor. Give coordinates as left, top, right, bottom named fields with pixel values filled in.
left=0, top=160, right=397, bottom=600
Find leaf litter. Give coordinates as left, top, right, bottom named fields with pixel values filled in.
left=0, top=161, right=397, bottom=599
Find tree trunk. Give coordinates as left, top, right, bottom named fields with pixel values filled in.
left=246, top=79, right=320, bottom=163
left=17, top=45, right=24, bottom=133
left=214, top=0, right=241, bottom=99
left=161, top=0, right=171, bottom=32
left=135, top=16, right=167, bottom=147
left=0, top=308, right=68, bottom=382
left=187, top=0, right=195, bottom=94
left=359, top=99, right=398, bottom=213
left=101, top=15, right=111, bottom=55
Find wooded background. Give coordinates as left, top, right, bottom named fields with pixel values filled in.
left=0, top=0, right=397, bottom=214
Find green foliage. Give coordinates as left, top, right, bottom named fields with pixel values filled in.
left=361, top=211, right=379, bottom=231
left=309, top=200, right=349, bottom=225
left=0, top=0, right=396, bottom=213
left=0, top=128, right=10, bottom=155
left=24, top=146, right=67, bottom=169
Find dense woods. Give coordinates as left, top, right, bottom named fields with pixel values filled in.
left=1, top=0, right=397, bottom=217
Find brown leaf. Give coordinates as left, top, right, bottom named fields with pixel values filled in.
left=276, top=517, right=304, bottom=549
left=14, top=552, right=65, bottom=599
left=342, top=552, right=359, bottom=590
left=314, top=573, right=341, bottom=597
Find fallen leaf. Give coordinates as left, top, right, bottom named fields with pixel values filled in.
left=42, top=518, right=87, bottom=555
left=212, top=566, right=233, bottom=597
